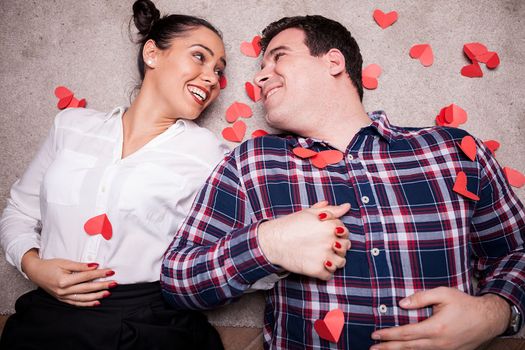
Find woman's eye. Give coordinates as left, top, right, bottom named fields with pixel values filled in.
left=193, top=52, right=204, bottom=61
left=215, top=69, right=224, bottom=76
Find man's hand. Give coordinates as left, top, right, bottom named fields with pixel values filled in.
left=258, top=201, right=351, bottom=280
left=21, top=249, right=117, bottom=307
left=370, top=287, right=511, bottom=350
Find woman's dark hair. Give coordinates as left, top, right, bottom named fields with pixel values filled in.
left=260, top=15, right=363, bottom=101
left=131, top=0, right=222, bottom=82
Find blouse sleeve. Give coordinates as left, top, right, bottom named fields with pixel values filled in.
left=0, top=112, right=61, bottom=276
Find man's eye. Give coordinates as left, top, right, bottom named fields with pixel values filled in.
left=274, top=52, right=285, bottom=61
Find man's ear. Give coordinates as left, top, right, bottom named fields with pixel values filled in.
left=325, top=48, right=346, bottom=76
left=143, top=39, right=160, bottom=68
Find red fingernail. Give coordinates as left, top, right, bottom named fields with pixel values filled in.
left=108, top=282, right=118, bottom=288
left=325, top=260, right=333, bottom=267
left=93, top=301, right=101, bottom=307
left=318, top=213, right=327, bottom=220
left=102, top=291, right=111, bottom=298
left=334, top=242, right=342, bottom=249
left=106, top=271, right=115, bottom=277
left=87, top=263, right=99, bottom=268
left=335, top=227, right=345, bottom=234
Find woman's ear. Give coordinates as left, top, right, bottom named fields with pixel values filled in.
left=325, top=48, right=346, bottom=76
left=143, top=39, right=159, bottom=68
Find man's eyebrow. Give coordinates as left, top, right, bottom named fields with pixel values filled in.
left=260, top=45, right=291, bottom=69
left=190, top=44, right=227, bottom=67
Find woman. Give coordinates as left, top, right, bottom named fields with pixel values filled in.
left=0, top=0, right=227, bottom=349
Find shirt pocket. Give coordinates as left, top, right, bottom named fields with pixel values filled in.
left=42, top=149, right=97, bottom=205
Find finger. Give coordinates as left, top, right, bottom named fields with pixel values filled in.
left=59, top=259, right=100, bottom=272
left=62, top=280, right=118, bottom=295
left=58, top=297, right=101, bottom=308
left=399, top=286, right=451, bottom=310
left=66, top=269, right=115, bottom=286
left=334, top=225, right=349, bottom=240
left=64, top=290, right=111, bottom=303
left=369, top=338, right=433, bottom=350
left=311, top=201, right=329, bottom=209
left=332, top=239, right=350, bottom=256
left=323, top=259, right=337, bottom=273
left=371, top=318, right=436, bottom=342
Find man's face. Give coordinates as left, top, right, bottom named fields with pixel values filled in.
left=254, top=28, right=328, bottom=133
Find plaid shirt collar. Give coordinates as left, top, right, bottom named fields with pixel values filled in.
left=283, top=110, right=395, bottom=151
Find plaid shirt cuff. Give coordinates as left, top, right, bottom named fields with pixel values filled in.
left=479, top=279, right=525, bottom=334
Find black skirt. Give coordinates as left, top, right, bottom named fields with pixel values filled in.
left=0, top=282, right=223, bottom=350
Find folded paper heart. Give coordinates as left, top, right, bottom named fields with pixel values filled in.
left=226, top=102, right=252, bottom=123
left=463, top=43, right=488, bottom=61
left=219, top=75, right=227, bottom=89
left=409, top=44, right=433, bottom=67
left=461, top=60, right=483, bottom=78
left=504, top=167, right=525, bottom=188
left=483, top=140, right=500, bottom=155
left=54, top=86, right=87, bottom=109
left=293, top=147, right=343, bottom=169
left=222, top=120, right=246, bottom=143
left=458, top=136, right=477, bottom=161
left=453, top=171, right=480, bottom=201
left=251, top=129, right=268, bottom=138
left=84, top=214, right=113, bottom=240
left=314, top=308, right=344, bottom=343
left=240, top=35, right=262, bottom=58
left=373, top=9, right=398, bottom=29
left=245, top=82, right=262, bottom=102
left=435, top=103, right=467, bottom=128
left=362, top=64, right=382, bottom=90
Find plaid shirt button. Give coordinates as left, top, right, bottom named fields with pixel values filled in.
left=362, top=196, right=370, bottom=204
left=379, top=304, right=388, bottom=314
left=371, top=248, right=380, bottom=256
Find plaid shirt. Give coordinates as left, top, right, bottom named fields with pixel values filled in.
left=161, top=111, right=525, bottom=349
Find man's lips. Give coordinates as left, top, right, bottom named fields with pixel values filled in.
left=262, top=82, right=282, bottom=100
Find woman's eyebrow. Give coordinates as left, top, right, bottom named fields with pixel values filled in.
left=190, top=44, right=226, bottom=67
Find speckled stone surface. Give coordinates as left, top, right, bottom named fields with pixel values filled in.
left=0, top=0, right=524, bottom=333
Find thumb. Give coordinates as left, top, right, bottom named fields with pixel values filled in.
left=311, top=200, right=329, bottom=209
left=399, top=287, right=450, bottom=309
left=329, top=203, right=351, bottom=218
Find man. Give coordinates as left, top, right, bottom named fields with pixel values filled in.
left=161, top=15, right=525, bottom=349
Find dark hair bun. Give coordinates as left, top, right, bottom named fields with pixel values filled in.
left=133, top=0, right=161, bottom=37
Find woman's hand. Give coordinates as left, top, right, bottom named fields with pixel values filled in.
left=21, top=249, right=117, bottom=307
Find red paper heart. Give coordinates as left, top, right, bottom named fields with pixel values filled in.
left=373, top=9, right=398, bottom=29
left=219, top=75, right=227, bottom=89
left=453, top=171, right=480, bottom=201
left=483, top=140, right=500, bottom=155
left=293, top=147, right=317, bottom=158
left=240, top=35, right=262, bottom=58
left=251, top=129, right=268, bottom=138
left=84, top=214, right=113, bottom=240
left=463, top=43, right=488, bottom=61
left=437, top=104, right=467, bottom=128
left=314, top=309, right=344, bottom=343
left=77, top=98, right=87, bottom=108
left=461, top=61, right=483, bottom=78
left=245, top=82, right=262, bottom=102
left=458, top=136, right=477, bottom=161
left=362, top=64, right=382, bottom=90
left=318, top=150, right=344, bottom=165
left=57, top=94, right=74, bottom=109
left=485, top=52, right=500, bottom=69
left=504, top=167, right=525, bottom=188
left=226, top=102, right=252, bottom=123
left=409, top=44, right=433, bottom=67
left=54, top=86, right=73, bottom=99
left=222, top=121, right=246, bottom=142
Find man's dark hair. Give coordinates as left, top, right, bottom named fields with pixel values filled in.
left=260, top=15, right=363, bottom=101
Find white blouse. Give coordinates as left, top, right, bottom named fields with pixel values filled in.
left=0, top=106, right=229, bottom=284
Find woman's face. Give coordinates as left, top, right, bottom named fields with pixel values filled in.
left=145, top=26, right=226, bottom=120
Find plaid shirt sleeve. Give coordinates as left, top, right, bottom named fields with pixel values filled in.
left=471, top=138, right=525, bottom=327
left=160, top=148, right=282, bottom=310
